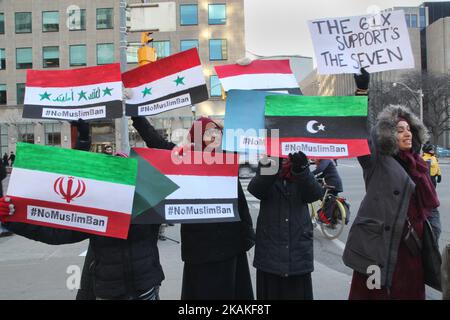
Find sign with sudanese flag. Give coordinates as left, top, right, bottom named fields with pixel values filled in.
left=131, top=148, right=240, bottom=224
left=214, top=60, right=302, bottom=94
left=265, top=95, right=370, bottom=159
left=4, top=143, right=138, bottom=239
left=23, top=64, right=123, bottom=121
left=122, top=48, right=209, bottom=116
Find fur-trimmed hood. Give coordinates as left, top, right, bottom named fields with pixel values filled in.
left=375, top=105, right=428, bottom=155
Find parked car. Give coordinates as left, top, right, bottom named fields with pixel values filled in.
left=436, top=146, right=450, bottom=158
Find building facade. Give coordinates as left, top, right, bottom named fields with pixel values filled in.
left=0, top=0, right=245, bottom=153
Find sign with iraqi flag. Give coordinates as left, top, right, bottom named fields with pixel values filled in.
left=214, top=60, right=302, bottom=94
left=265, top=95, right=370, bottom=159
left=131, top=148, right=240, bottom=224
left=122, top=48, right=209, bottom=116
left=4, top=143, right=138, bottom=239
left=23, top=64, right=123, bottom=121
left=308, top=10, right=415, bottom=74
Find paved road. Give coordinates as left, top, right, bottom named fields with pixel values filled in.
left=0, top=158, right=448, bottom=299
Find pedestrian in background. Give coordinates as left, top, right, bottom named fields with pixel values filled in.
left=2, top=153, right=8, bottom=167
left=8, top=152, right=15, bottom=167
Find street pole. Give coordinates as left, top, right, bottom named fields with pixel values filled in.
left=419, top=89, right=424, bottom=123
left=119, top=0, right=130, bottom=154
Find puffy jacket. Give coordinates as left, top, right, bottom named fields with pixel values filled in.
left=248, top=161, right=322, bottom=276
left=312, top=159, right=343, bottom=193
left=422, top=153, right=441, bottom=177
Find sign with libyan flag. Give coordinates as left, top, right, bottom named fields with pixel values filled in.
left=4, top=143, right=138, bottom=239
left=131, top=148, right=240, bottom=224
left=265, top=95, right=370, bottom=159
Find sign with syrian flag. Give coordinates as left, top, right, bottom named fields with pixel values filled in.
left=265, top=95, right=370, bottom=159
left=4, top=143, right=138, bottom=239
left=131, top=148, right=240, bottom=224
left=122, top=48, right=208, bottom=116
left=23, top=64, right=123, bottom=121
left=214, top=60, right=302, bottom=94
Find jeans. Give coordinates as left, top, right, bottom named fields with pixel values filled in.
left=427, top=208, right=441, bottom=243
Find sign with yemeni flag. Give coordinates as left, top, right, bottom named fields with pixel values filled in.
left=23, top=64, right=123, bottom=120
left=4, top=143, right=138, bottom=239
left=214, top=60, right=302, bottom=94
left=308, top=10, right=414, bottom=74
left=222, top=90, right=285, bottom=154
left=131, top=148, right=240, bottom=224
left=122, top=48, right=208, bottom=116
left=265, top=95, right=370, bottom=159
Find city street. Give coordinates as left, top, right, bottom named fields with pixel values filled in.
left=0, top=158, right=448, bottom=300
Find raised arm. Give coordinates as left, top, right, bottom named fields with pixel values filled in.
left=131, top=116, right=176, bottom=151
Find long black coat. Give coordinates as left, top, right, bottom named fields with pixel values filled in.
left=248, top=162, right=322, bottom=276
left=132, top=117, right=255, bottom=264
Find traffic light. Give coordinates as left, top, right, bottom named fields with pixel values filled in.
left=138, top=31, right=156, bottom=66
left=141, top=32, right=153, bottom=45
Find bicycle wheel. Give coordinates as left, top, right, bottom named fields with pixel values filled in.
left=319, top=198, right=346, bottom=240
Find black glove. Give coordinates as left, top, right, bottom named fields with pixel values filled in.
left=354, top=68, right=370, bottom=91
left=71, top=118, right=90, bottom=141
left=289, top=152, right=309, bottom=173
left=437, top=175, right=442, bottom=183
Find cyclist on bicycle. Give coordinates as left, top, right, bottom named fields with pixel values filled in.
left=312, top=159, right=343, bottom=224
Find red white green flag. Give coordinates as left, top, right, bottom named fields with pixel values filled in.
left=131, top=148, right=240, bottom=224
left=122, top=48, right=208, bottom=116
left=4, top=143, right=138, bottom=239
left=23, top=64, right=123, bottom=121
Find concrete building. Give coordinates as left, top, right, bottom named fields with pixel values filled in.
left=0, top=0, right=245, bottom=154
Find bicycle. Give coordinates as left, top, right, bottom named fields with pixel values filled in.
left=309, top=179, right=348, bottom=240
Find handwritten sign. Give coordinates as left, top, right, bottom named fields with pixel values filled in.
left=308, top=10, right=415, bottom=74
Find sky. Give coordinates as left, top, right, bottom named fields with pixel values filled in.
left=244, top=0, right=439, bottom=60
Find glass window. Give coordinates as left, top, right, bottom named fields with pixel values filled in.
left=0, top=13, right=5, bottom=34
left=18, top=123, right=34, bottom=144
left=43, top=46, right=59, bottom=68
left=42, top=11, right=59, bottom=32
left=68, top=8, right=86, bottom=31
left=419, top=8, right=426, bottom=28
left=405, top=14, right=411, bottom=27
left=209, top=39, right=227, bottom=61
left=70, top=45, right=86, bottom=66
left=410, top=14, right=418, bottom=28
left=208, top=4, right=226, bottom=25
left=0, top=48, right=5, bottom=70
left=126, top=43, right=140, bottom=64
left=180, top=4, right=198, bottom=26
left=97, top=43, right=115, bottom=65
left=0, top=124, right=8, bottom=156
left=44, top=123, right=61, bottom=146
left=180, top=40, right=199, bottom=52
left=15, top=12, right=32, bottom=33
left=97, top=8, right=114, bottom=29
left=16, top=48, right=32, bottom=69
left=210, top=75, right=222, bottom=97
left=16, top=83, right=25, bottom=104
left=153, top=41, right=170, bottom=60
left=0, top=84, right=6, bottom=105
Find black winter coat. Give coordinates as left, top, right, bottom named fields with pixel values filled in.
left=248, top=162, right=323, bottom=276
left=132, top=117, right=255, bottom=264
left=312, top=159, right=343, bottom=193
left=4, top=222, right=164, bottom=299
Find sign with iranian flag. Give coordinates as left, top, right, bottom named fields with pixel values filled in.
left=23, top=64, right=123, bottom=121
left=131, top=148, right=240, bottom=224
left=4, top=143, right=138, bottom=239
left=122, top=48, right=208, bottom=116
left=265, top=95, right=370, bottom=159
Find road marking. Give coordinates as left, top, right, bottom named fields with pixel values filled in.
left=337, top=164, right=358, bottom=168
left=313, top=224, right=346, bottom=251
left=79, top=250, right=87, bottom=257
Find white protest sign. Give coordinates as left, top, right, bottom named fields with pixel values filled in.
left=308, top=10, right=415, bottom=74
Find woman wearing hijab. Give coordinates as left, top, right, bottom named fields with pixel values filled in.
left=131, top=116, right=255, bottom=300
left=343, top=105, right=440, bottom=299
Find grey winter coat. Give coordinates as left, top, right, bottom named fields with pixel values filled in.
left=342, top=105, right=429, bottom=288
